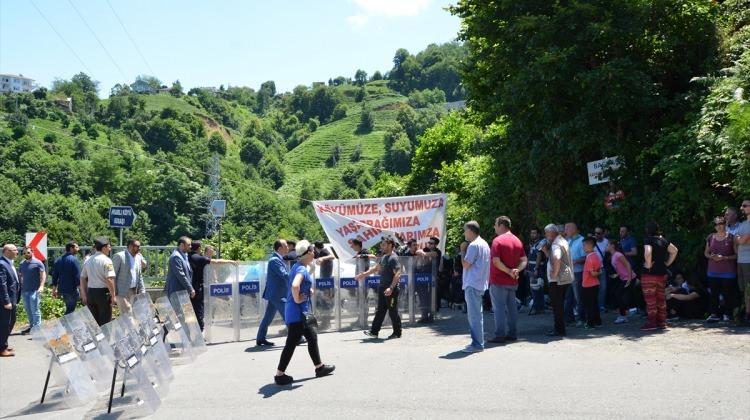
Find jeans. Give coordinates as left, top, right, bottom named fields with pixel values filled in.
left=464, top=286, right=485, bottom=349
left=564, top=272, right=584, bottom=323
left=22, top=291, right=41, bottom=329
left=598, top=272, right=608, bottom=309
left=257, top=297, right=286, bottom=342
left=277, top=322, right=321, bottom=373
left=61, top=292, right=78, bottom=315
left=489, top=284, right=518, bottom=338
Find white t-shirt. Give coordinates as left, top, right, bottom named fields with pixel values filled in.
left=595, top=238, right=609, bottom=262
left=462, top=236, right=490, bottom=291
left=547, top=236, right=569, bottom=283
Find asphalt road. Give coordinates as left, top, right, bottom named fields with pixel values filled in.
left=1, top=308, right=748, bottom=419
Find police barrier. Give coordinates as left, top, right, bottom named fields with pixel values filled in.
left=59, top=309, right=115, bottom=393
left=32, top=317, right=99, bottom=408
left=98, top=316, right=161, bottom=417
left=203, top=262, right=237, bottom=344
left=155, top=296, right=196, bottom=363
left=115, top=314, right=172, bottom=399
left=130, top=295, right=175, bottom=396
left=202, top=256, right=437, bottom=341
left=169, top=290, right=207, bottom=355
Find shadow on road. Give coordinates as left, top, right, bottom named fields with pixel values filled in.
left=1, top=398, right=69, bottom=419
left=258, top=377, right=316, bottom=399
left=438, top=350, right=474, bottom=360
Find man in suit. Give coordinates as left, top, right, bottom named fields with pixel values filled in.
left=256, top=239, right=289, bottom=347
left=164, top=236, right=194, bottom=298
left=0, top=244, right=20, bottom=357
left=112, top=239, right=147, bottom=314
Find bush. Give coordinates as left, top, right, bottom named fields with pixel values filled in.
left=208, top=132, right=227, bottom=155
left=357, top=105, right=374, bottom=133
left=332, top=104, right=347, bottom=121
left=240, top=136, right=266, bottom=166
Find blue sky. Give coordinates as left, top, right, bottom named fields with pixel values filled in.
left=0, top=0, right=460, bottom=96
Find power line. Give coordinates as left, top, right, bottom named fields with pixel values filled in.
left=67, top=0, right=128, bottom=80
left=105, top=0, right=156, bottom=76
left=30, top=0, right=93, bottom=75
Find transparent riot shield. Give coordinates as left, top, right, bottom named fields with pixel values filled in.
left=413, top=255, right=437, bottom=322
left=116, top=314, right=171, bottom=399
left=238, top=262, right=264, bottom=341
left=312, top=259, right=337, bottom=332
left=59, top=309, right=115, bottom=392
left=364, top=256, right=409, bottom=330
left=203, top=263, right=237, bottom=344
left=154, top=296, right=196, bottom=363
left=131, top=294, right=174, bottom=388
left=169, top=290, right=207, bottom=355
left=338, top=258, right=363, bottom=330
left=78, top=306, right=115, bottom=359
left=95, top=316, right=161, bottom=417
left=31, top=318, right=99, bottom=408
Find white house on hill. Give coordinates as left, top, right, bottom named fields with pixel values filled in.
left=0, top=73, right=34, bottom=93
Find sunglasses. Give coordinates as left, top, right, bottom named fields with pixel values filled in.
left=714, top=222, right=725, bottom=226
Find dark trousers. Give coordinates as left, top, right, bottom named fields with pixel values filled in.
left=611, top=280, right=632, bottom=316
left=708, top=277, right=739, bottom=317
left=257, top=297, right=285, bottom=342
left=0, top=304, right=16, bottom=352
left=549, top=282, right=569, bottom=335
left=87, top=287, right=112, bottom=326
left=61, top=292, right=78, bottom=315
left=416, top=283, right=431, bottom=319
left=277, top=322, right=321, bottom=372
left=191, top=289, right=205, bottom=331
left=371, top=286, right=402, bottom=336
left=582, top=285, right=602, bottom=326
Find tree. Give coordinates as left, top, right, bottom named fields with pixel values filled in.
left=240, top=137, right=266, bottom=166
left=33, top=87, right=47, bottom=100
left=136, top=75, right=162, bottom=90
left=354, top=69, right=368, bottom=86
left=357, top=104, right=374, bottom=133
left=71, top=72, right=99, bottom=94
left=351, top=142, right=362, bottom=162
left=355, top=87, right=366, bottom=102
left=260, top=155, right=285, bottom=189
left=208, top=132, right=227, bottom=155
left=170, top=80, right=184, bottom=97
left=371, top=71, right=383, bottom=81
left=326, top=143, right=342, bottom=167
left=332, top=104, right=347, bottom=121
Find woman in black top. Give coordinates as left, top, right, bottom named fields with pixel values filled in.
left=641, top=222, right=679, bottom=331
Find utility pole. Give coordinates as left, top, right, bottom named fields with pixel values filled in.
left=206, top=152, right=221, bottom=251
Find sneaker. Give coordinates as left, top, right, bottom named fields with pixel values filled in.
left=640, top=323, right=658, bottom=331
left=614, top=316, right=628, bottom=324
left=274, top=374, right=293, bottom=385
left=315, top=364, right=335, bottom=377
left=386, top=333, right=401, bottom=340
left=20, top=327, right=31, bottom=336
left=256, top=339, right=274, bottom=347
left=722, top=315, right=730, bottom=322
left=460, top=345, right=483, bottom=353
left=706, top=315, right=721, bottom=323
left=363, top=331, right=378, bottom=338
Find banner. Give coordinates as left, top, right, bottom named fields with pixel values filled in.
left=313, top=193, right=447, bottom=260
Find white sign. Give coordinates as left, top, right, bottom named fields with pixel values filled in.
left=25, top=232, right=48, bottom=262
left=587, top=156, right=621, bottom=185
left=211, top=200, right=226, bottom=218
left=313, top=193, right=447, bottom=261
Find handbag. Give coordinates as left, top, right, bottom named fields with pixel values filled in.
left=302, top=311, right=318, bottom=329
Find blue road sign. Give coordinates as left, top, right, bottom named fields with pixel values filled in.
left=109, top=206, right=136, bottom=228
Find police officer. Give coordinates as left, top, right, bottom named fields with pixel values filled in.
left=80, top=236, right=116, bottom=326
left=356, top=236, right=403, bottom=339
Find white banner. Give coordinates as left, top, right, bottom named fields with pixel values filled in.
left=587, top=156, right=621, bottom=185
left=313, top=193, right=447, bottom=261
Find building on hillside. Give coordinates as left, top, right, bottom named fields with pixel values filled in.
left=55, top=97, right=73, bottom=113
left=130, top=79, right=155, bottom=94
left=157, top=85, right=171, bottom=94
left=0, top=73, right=34, bottom=93
left=444, top=100, right=467, bottom=112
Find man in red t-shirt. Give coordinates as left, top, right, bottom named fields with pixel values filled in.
left=488, top=216, right=528, bottom=344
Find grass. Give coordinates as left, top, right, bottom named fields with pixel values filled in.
left=101, top=93, right=203, bottom=115
left=280, top=92, right=407, bottom=198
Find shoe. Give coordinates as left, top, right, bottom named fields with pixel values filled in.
left=274, top=374, right=293, bottom=385
left=417, top=317, right=433, bottom=324
left=298, top=337, right=307, bottom=344
left=460, top=345, right=483, bottom=353
left=488, top=336, right=506, bottom=344
left=614, top=316, right=628, bottom=324
left=504, top=336, right=517, bottom=342
left=583, top=323, right=592, bottom=330
left=315, top=364, right=335, bottom=377
left=575, top=321, right=585, bottom=328
left=706, top=315, right=720, bottom=323
left=256, top=339, right=274, bottom=347
left=20, top=327, right=31, bottom=336
left=0, top=349, right=15, bottom=357
left=657, top=324, right=667, bottom=330
left=722, top=315, right=730, bottom=322
left=546, top=331, right=565, bottom=337
left=363, top=331, right=378, bottom=338
left=667, top=316, right=679, bottom=322
left=386, top=333, right=401, bottom=340
left=640, top=323, right=658, bottom=331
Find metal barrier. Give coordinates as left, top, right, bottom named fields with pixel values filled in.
left=203, top=256, right=438, bottom=343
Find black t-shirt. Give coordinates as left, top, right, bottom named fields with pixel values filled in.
left=416, top=247, right=441, bottom=273
left=379, top=254, right=400, bottom=288
left=355, top=249, right=372, bottom=275
left=644, top=236, right=670, bottom=276
left=314, top=247, right=334, bottom=278
left=188, top=252, right=211, bottom=292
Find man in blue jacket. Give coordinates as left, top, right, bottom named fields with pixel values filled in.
left=52, top=241, right=81, bottom=315
left=0, top=244, right=19, bottom=357
left=164, top=236, right=194, bottom=298
left=256, top=239, right=289, bottom=347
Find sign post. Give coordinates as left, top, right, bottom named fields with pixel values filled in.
left=210, top=200, right=226, bottom=258
left=25, top=232, right=48, bottom=262
left=109, top=206, right=136, bottom=246
left=587, top=157, right=621, bottom=185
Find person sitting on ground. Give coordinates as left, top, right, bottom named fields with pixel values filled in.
left=582, top=237, right=602, bottom=329
left=667, top=274, right=709, bottom=321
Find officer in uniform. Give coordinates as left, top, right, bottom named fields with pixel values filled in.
left=80, top=236, right=116, bottom=326
left=356, top=237, right=403, bottom=340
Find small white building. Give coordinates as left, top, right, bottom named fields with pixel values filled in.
left=0, top=73, right=34, bottom=93
left=130, top=79, right=154, bottom=94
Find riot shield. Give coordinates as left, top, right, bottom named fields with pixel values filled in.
left=203, top=263, right=237, bottom=344
left=338, top=259, right=364, bottom=330
left=365, top=257, right=410, bottom=328
left=96, top=316, right=161, bottom=417
left=154, top=296, right=196, bottom=363
left=131, top=293, right=174, bottom=388
left=413, top=255, right=437, bottom=322
left=237, top=262, right=264, bottom=341
left=59, top=308, right=115, bottom=392
left=312, top=260, right=337, bottom=331
left=117, top=314, right=171, bottom=399
left=31, top=318, right=98, bottom=408
left=169, top=290, right=207, bottom=355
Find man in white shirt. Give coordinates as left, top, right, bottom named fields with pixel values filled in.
left=460, top=221, right=490, bottom=353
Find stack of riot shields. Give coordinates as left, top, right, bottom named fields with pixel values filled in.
left=168, top=290, right=207, bottom=356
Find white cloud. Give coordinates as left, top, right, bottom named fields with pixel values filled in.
left=346, top=0, right=431, bottom=28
